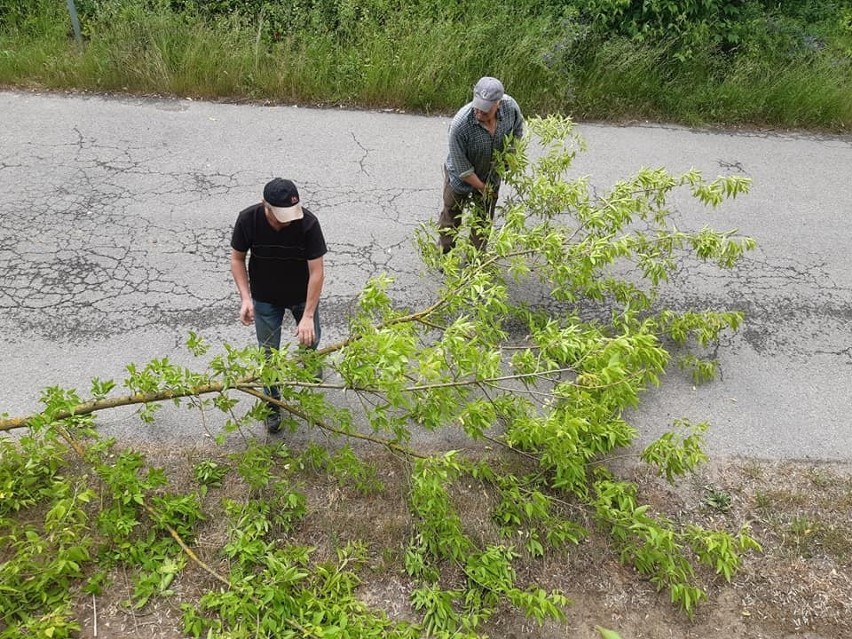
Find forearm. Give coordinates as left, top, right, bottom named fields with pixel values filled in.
left=302, top=271, right=324, bottom=318
left=230, top=250, right=255, bottom=326
left=294, top=261, right=324, bottom=346
left=230, top=256, right=251, bottom=302
left=461, top=173, right=488, bottom=192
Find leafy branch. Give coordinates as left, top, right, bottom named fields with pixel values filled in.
left=0, top=115, right=762, bottom=636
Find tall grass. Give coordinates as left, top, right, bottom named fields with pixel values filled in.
left=0, top=1, right=850, bottom=130
left=569, top=36, right=852, bottom=129
left=718, top=54, right=852, bottom=129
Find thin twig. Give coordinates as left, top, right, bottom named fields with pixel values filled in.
left=414, top=317, right=447, bottom=331
left=238, top=387, right=427, bottom=459
left=481, top=433, right=540, bottom=463
left=140, top=502, right=230, bottom=586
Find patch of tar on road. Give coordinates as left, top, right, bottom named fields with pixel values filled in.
left=657, top=249, right=851, bottom=363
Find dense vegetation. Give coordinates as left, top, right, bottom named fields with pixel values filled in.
left=1, top=0, right=851, bottom=129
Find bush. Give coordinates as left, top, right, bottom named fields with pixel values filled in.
left=578, top=0, right=764, bottom=57
left=0, top=0, right=849, bottom=127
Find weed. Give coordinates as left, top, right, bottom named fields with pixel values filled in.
left=192, top=459, right=228, bottom=488
left=703, top=486, right=733, bottom=513
left=807, top=467, right=833, bottom=489
left=818, top=525, right=852, bottom=564
left=740, top=460, right=764, bottom=481
left=765, top=489, right=810, bottom=508
left=754, top=491, right=773, bottom=511
left=786, top=516, right=819, bottom=557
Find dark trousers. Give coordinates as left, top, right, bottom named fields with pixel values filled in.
left=437, top=167, right=498, bottom=253
left=253, top=299, right=321, bottom=403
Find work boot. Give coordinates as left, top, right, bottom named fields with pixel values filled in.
left=264, top=406, right=282, bottom=434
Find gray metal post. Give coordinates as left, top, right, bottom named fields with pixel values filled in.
left=66, top=0, right=83, bottom=46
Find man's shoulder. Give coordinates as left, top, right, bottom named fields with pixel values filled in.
left=231, top=203, right=261, bottom=250
left=299, top=208, right=328, bottom=258
left=450, top=103, right=476, bottom=131
left=452, top=101, right=474, bottom=119
left=500, top=94, right=522, bottom=114
left=301, top=208, right=320, bottom=226
left=236, top=202, right=262, bottom=221
left=300, top=208, right=325, bottom=236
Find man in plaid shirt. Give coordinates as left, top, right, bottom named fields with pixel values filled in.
left=437, top=76, right=524, bottom=253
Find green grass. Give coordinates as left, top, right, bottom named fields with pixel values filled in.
left=569, top=35, right=852, bottom=129
left=1, top=0, right=850, bottom=130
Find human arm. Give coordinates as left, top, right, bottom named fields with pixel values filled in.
left=229, top=249, right=254, bottom=326
left=295, top=256, right=325, bottom=346
left=447, top=122, right=489, bottom=193
left=511, top=98, right=524, bottom=140
left=461, top=172, right=490, bottom=194
left=450, top=130, right=493, bottom=196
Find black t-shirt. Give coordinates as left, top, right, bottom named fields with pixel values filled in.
left=230, top=203, right=327, bottom=306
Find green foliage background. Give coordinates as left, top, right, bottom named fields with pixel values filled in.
left=1, top=0, right=851, bottom=128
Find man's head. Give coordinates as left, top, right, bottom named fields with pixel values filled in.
left=263, top=178, right=304, bottom=223
left=471, top=76, right=504, bottom=119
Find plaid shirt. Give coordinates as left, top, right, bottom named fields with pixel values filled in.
left=445, top=94, right=524, bottom=194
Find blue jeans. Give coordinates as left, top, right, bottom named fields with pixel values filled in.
left=253, top=299, right=321, bottom=402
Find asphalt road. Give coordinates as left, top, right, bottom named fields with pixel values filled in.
left=1, top=89, right=850, bottom=460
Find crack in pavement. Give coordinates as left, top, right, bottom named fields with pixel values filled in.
left=718, top=159, right=746, bottom=173
left=657, top=249, right=851, bottom=359
left=349, top=131, right=371, bottom=176
left=0, top=127, right=430, bottom=342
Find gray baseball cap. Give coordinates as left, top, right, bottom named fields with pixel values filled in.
left=472, top=76, right=504, bottom=111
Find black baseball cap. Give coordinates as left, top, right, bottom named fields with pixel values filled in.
left=263, top=178, right=304, bottom=223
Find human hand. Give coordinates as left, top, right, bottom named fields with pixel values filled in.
left=239, top=300, right=254, bottom=326
left=479, top=182, right=495, bottom=200
left=295, top=315, right=316, bottom=347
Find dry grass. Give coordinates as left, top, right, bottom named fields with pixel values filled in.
left=68, top=445, right=852, bottom=639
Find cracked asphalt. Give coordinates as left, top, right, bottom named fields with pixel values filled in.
left=1, top=89, right=850, bottom=460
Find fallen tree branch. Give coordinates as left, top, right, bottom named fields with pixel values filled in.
left=0, top=363, right=581, bottom=433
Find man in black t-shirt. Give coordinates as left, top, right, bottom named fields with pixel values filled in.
left=230, top=178, right=327, bottom=432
